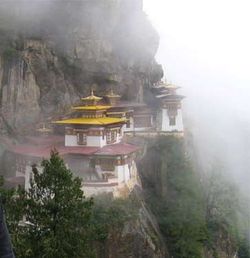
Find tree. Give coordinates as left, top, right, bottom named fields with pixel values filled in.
left=8, top=151, right=95, bottom=258
left=203, top=165, right=239, bottom=254
left=141, top=137, right=207, bottom=258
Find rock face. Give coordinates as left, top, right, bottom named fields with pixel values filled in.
left=94, top=190, right=168, bottom=258
left=102, top=203, right=168, bottom=258
left=0, top=0, right=163, bottom=133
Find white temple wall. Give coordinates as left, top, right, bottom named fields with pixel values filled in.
left=65, top=135, right=107, bottom=147
left=87, top=136, right=106, bottom=147
left=161, top=108, right=184, bottom=132
left=116, top=164, right=130, bottom=183
left=119, top=125, right=126, bottom=138
left=116, top=131, right=123, bottom=143
left=95, top=165, right=104, bottom=179
left=161, top=109, right=168, bottom=131
left=175, top=110, right=184, bottom=131
left=65, top=135, right=78, bottom=146
left=133, top=127, right=151, bottom=131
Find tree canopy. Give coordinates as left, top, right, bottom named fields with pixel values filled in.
left=2, top=151, right=95, bottom=258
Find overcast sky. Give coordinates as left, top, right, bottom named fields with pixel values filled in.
left=144, top=0, right=250, bottom=87
left=143, top=0, right=250, bottom=186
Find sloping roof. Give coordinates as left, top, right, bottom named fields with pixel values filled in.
left=53, top=117, right=127, bottom=126
left=10, top=145, right=53, bottom=158
left=154, top=82, right=181, bottom=90
left=72, top=105, right=111, bottom=111
left=81, top=90, right=102, bottom=101
left=6, top=136, right=140, bottom=158
left=10, top=144, right=100, bottom=158
left=94, top=143, right=140, bottom=156
left=156, top=94, right=185, bottom=100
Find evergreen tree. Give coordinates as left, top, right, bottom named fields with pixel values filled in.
left=10, top=151, right=95, bottom=258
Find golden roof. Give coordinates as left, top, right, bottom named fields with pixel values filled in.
left=53, top=117, right=127, bottom=126
left=72, top=105, right=111, bottom=111
left=155, top=81, right=180, bottom=90
left=81, top=90, right=102, bottom=101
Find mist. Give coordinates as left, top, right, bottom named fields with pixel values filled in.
left=1, top=0, right=249, bottom=187
left=144, top=0, right=250, bottom=194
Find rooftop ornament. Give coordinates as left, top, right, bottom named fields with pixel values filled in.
left=81, top=89, right=103, bottom=106
left=105, top=88, right=121, bottom=106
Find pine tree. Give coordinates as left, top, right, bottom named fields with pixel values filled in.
left=17, top=151, right=95, bottom=258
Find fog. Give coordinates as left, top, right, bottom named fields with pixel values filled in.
left=144, top=0, right=250, bottom=192
left=0, top=0, right=249, bottom=188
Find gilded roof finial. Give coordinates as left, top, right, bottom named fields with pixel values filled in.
left=91, top=88, right=94, bottom=96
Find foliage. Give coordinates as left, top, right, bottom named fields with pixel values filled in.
left=90, top=194, right=140, bottom=257
left=0, top=177, right=26, bottom=254
left=141, top=136, right=206, bottom=258
left=203, top=166, right=239, bottom=254
left=2, top=151, right=96, bottom=258
left=91, top=194, right=139, bottom=241
left=238, top=238, right=250, bottom=258
left=1, top=152, right=139, bottom=258
left=141, top=136, right=247, bottom=258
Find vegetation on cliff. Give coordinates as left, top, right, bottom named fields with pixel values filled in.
left=139, top=136, right=250, bottom=258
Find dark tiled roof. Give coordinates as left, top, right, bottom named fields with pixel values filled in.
left=10, top=144, right=100, bottom=158
left=94, top=143, right=140, bottom=156
left=6, top=136, right=140, bottom=158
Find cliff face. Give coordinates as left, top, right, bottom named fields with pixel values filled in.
left=0, top=0, right=162, bottom=133
left=93, top=193, right=168, bottom=258
left=138, top=136, right=240, bottom=258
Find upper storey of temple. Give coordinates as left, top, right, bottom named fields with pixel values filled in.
left=54, top=90, right=127, bottom=127
left=53, top=90, right=127, bottom=148
left=152, top=81, right=185, bottom=106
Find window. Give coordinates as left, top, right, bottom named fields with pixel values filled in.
left=169, top=117, right=176, bottom=126
left=111, top=131, right=117, bottom=142
left=77, top=133, right=87, bottom=145
left=107, top=130, right=117, bottom=144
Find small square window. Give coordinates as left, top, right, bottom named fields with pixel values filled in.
left=77, top=133, right=87, bottom=145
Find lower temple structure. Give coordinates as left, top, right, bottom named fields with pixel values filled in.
left=3, top=81, right=184, bottom=197
left=6, top=136, right=140, bottom=197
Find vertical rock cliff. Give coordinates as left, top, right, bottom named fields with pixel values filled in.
left=0, top=0, right=163, bottom=133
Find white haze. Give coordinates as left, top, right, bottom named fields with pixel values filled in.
left=144, top=0, right=250, bottom=191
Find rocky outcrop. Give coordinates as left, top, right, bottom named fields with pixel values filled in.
left=0, top=0, right=163, bottom=134
left=101, top=204, right=167, bottom=258
left=94, top=190, right=168, bottom=258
